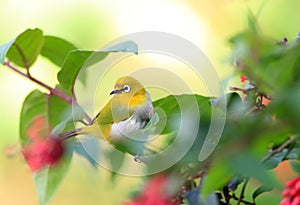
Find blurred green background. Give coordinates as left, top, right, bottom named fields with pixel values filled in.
left=1, top=0, right=300, bottom=204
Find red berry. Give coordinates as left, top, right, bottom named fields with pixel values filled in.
left=123, top=175, right=180, bottom=205
left=22, top=137, right=64, bottom=171
left=240, top=75, right=248, bottom=83
left=281, top=176, right=300, bottom=205
left=287, top=177, right=299, bottom=188
left=22, top=116, right=64, bottom=172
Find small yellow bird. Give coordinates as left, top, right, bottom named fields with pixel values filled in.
left=61, top=76, right=154, bottom=154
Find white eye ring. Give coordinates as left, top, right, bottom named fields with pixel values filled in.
left=123, top=85, right=130, bottom=93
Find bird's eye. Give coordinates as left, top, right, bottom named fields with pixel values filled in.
left=123, top=85, right=130, bottom=93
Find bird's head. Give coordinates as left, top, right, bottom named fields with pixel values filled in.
left=110, top=76, right=147, bottom=107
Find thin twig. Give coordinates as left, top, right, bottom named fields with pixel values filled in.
left=231, top=193, right=254, bottom=205
left=262, top=136, right=296, bottom=163
left=26, top=69, right=73, bottom=104
left=237, top=177, right=250, bottom=205
left=4, top=61, right=92, bottom=124
left=5, top=61, right=72, bottom=103
left=223, top=186, right=231, bottom=204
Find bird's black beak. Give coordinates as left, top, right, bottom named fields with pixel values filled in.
left=110, top=89, right=122, bottom=95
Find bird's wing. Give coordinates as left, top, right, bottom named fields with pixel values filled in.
left=93, top=99, right=133, bottom=126
left=93, top=100, right=114, bottom=125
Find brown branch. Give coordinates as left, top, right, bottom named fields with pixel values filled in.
left=262, top=136, right=296, bottom=163
left=4, top=61, right=92, bottom=124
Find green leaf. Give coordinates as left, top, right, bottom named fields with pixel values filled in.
left=19, top=90, right=47, bottom=143
left=152, top=94, right=214, bottom=164
left=34, top=146, right=73, bottom=205
left=228, top=153, right=279, bottom=188
left=247, top=11, right=259, bottom=33
left=6, top=28, right=44, bottom=69
left=48, top=95, right=74, bottom=129
left=263, top=148, right=299, bottom=170
left=57, top=40, right=138, bottom=94
left=203, top=153, right=279, bottom=198
left=40, top=36, right=77, bottom=67
left=51, top=121, right=68, bottom=136
left=263, top=151, right=286, bottom=170
left=74, top=137, right=100, bottom=168
left=202, top=160, right=233, bottom=198
left=289, top=160, right=300, bottom=174
left=252, top=184, right=273, bottom=200
left=50, top=99, right=86, bottom=136
left=108, top=149, right=125, bottom=175
left=20, top=90, right=75, bottom=205
left=153, top=94, right=211, bottom=136
left=0, top=38, right=16, bottom=64
left=57, top=50, right=92, bottom=93
left=20, top=91, right=76, bottom=138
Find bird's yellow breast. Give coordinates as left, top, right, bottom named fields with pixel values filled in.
left=115, top=89, right=147, bottom=108
left=129, top=94, right=148, bottom=107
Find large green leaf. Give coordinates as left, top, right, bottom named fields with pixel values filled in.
left=202, top=160, right=233, bottom=197
left=5, top=28, right=44, bottom=69
left=228, top=154, right=279, bottom=188
left=20, top=90, right=47, bottom=143
left=20, top=90, right=75, bottom=205
left=40, top=36, right=77, bottom=67
left=74, top=137, right=100, bottom=169
left=57, top=40, right=138, bottom=94
left=48, top=95, right=75, bottom=129
left=152, top=94, right=211, bottom=136
left=57, top=50, right=92, bottom=93
left=20, top=90, right=75, bottom=142
left=202, top=153, right=279, bottom=198
left=152, top=94, right=217, bottom=164
left=141, top=94, right=216, bottom=174
left=108, top=149, right=125, bottom=178
left=34, top=147, right=72, bottom=205
left=263, top=148, right=293, bottom=170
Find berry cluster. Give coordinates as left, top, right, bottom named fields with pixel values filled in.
left=22, top=116, right=64, bottom=171
left=280, top=176, right=300, bottom=205
left=124, top=175, right=180, bottom=205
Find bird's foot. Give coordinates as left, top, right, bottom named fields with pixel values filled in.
left=134, top=154, right=142, bottom=163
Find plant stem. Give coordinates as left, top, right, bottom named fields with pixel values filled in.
left=262, top=136, right=296, bottom=163
left=4, top=61, right=92, bottom=124
left=231, top=193, right=254, bottom=205
left=223, top=186, right=231, bottom=204
left=27, top=70, right=73, bottom=104
left=237, top=177, right=250, bottom=205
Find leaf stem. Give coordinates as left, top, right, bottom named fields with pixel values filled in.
left=4, top=61, right=92, bottom=124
